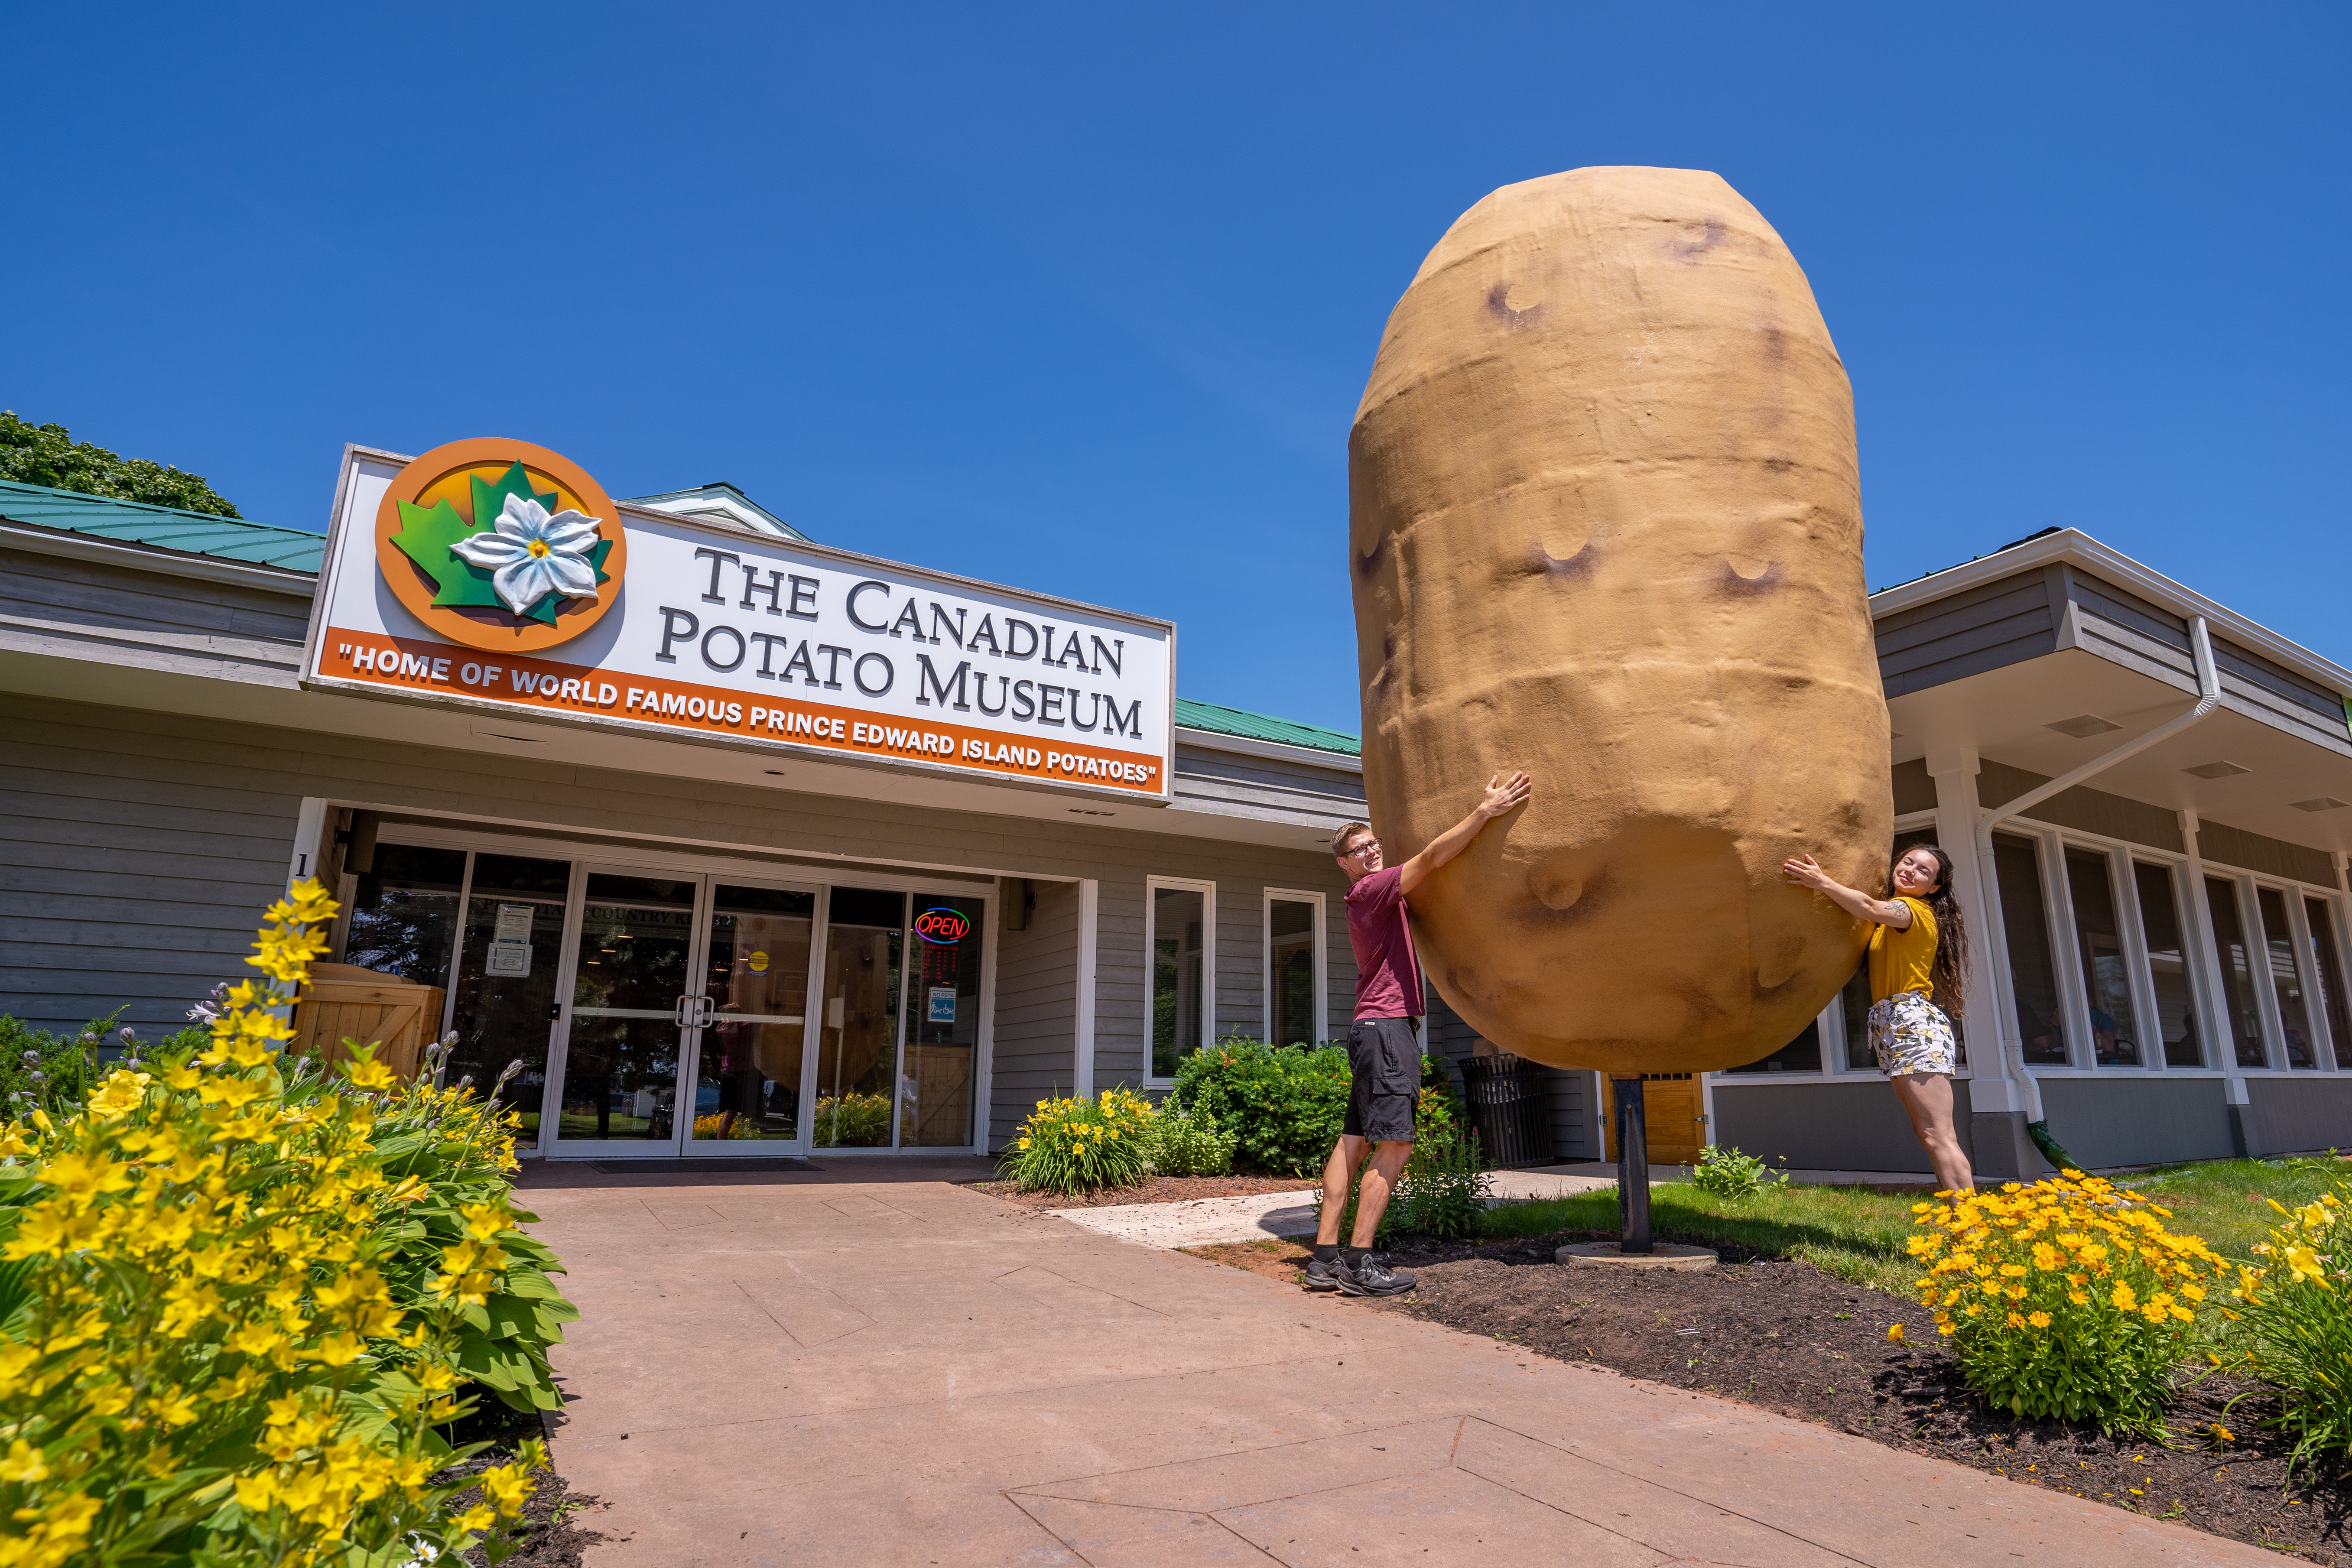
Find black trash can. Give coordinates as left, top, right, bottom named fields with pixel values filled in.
left=1456, top=1052, right=1553, bottom=1167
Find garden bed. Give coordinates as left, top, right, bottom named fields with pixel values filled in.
left=968, top=1173, right=1316, bottom=1212
left=1188, top=1231, right=2352, bottom=1565
left=440, top=1403, right=609, bottom=1568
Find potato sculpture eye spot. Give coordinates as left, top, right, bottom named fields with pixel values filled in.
left=1350, top=166, right=1891, bottom=1075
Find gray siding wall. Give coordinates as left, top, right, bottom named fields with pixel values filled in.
left=1976, top=758, right=2186, bottom=852
left=2244, top=1077, right=2352, bottom=1157
left=1891, top=758, right=1936, bottom=815
left=0, top=543, right=310, bottom=681
left=2035, top=1078, right=2234, bottom=1168
left=2196, top=819, right=2341, bottom=889
left=988, top=877, right=1080, bottom=1148
left=1876, top=571, right=2056, bottom=698
left=0, top=693, right=1358, bottom=1080
left=1711, top=1079, right=1976, bottom=1172
left=1172, top=743, right=1366, bottom=825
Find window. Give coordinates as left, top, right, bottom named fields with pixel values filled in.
left=343, top=843, right=467, bottom=986
left=2305, top=898, right=2351, bottom=1070
left=1994, top=833, right=2069, bottom=1065
left=1723, top=1018, right=1822, bottom=1074
left=1147, top=879, right=1214, bottom=1080
left=1839, top=966, right=1876, bottom=1071
left=2134, top=863, right=2203, bottom=1067
left=1263, top=891, right=1325, bottom=1048
left=2204, top=877, right=2269, bottom=1068
left=2064, top=848, right=2140, bottom=1065
left=2257, top=888, right=2320, bottom=1069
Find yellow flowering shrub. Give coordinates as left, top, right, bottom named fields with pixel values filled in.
left=1909, top=1171, right=2230, bottom=1433
left=1000, top=1089, right=1158, bottom=1194
left=0, top=880, right=562, bottom=1566
left=2223, top=1185, right=2352, bottom=1469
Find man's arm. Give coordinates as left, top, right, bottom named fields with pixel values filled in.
left=1397, top=771, right=1533, bottom=896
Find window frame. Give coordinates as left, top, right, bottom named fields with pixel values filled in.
left=1260, top=887, right=1328, bottom=1050
left=1143, top=875, right=1217, bottom=1087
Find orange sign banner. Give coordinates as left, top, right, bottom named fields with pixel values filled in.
left=321, top=625, right=1165, bottom=792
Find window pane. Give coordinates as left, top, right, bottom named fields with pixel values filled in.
left=1270, top=899, right=1318, bottom=1048
left=1725, top=1018, right=1822, bottom=1073
left=565, top=880, right=695, bottom=1142
left=1152, top=886, right=1206, bottom=1078
left=1839, top=963, right=1875, bottom=1070
left=2304, top=898, right=2351, bottom=1070
left=2204, top=878, right=2269, bottom=1068
left=1994, top=834, right=2068, bottom=1065
left=2064, top=848, right=2139, bottom=1066
left=902, top=897, right=983, bottom=1147
left=2134, top=864, right=2203, bottom=1067
left=2257, top=888, right=2319, bottom=1069
left=693, top=886, right=816, bottom=1143
left=814, top=889, right=903, bottom=1147
left=342, top=844, right=466, bottom=984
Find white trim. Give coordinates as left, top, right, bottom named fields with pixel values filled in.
left=1261, top=887, right=1328, bottom=1048
left=1175, top=726, right=1363, bottom=774
left=1142, top=874, right=1215, bottom=1086
left=287, top=797, right=330, bottom=888
left=1073, top=880, right=1099, bottom=1099
left=1870, top=528, right=2352, bottom=699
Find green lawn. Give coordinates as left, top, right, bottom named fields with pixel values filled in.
left=1481, top=1153, right=2352, bottom=1299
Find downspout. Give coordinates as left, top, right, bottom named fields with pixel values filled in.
left=1974, top=616, right=2221, bottom=1131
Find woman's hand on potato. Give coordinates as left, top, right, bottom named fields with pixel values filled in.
left=1781, top=852, right=1833, bottom=890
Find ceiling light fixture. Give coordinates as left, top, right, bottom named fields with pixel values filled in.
left=2184, top=760, right=2251, bottom=779
left=2290, top=797, right=2351, bottom=813
left=2046, top=714, right=2124, bottom=738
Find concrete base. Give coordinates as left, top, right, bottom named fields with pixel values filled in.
left=1556, top=1241, right=1717, bottom=1270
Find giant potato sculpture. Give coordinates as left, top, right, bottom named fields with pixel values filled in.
left=1350, top=166, right=1890, bottom=1075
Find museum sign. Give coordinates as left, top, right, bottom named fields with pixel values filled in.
left=300, top=438, right=1176, bottom=797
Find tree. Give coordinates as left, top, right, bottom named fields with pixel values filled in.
left=0, top=411, right=241, bottom=518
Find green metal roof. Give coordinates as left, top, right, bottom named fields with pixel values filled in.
left=0, top=478, right=326, bottom=573
left=1174, top=697, right=1359, bottom=757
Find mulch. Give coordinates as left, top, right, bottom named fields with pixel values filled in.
left=437, top=1402, right=610, bottom=1568
left=965, top=1173, right=1316, bottom=1211
left=1186, top=1230, right=2352, bottom=1565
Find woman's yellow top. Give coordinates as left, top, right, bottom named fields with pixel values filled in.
left=1868, top=896, right=1939, bottom=1003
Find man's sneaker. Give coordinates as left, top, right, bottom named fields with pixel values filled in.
left=1335, top=1253, right=1416, bottom=1297
left=1302, top=1253, right=1343, bottom=1292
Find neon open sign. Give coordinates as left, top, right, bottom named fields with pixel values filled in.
left=913, top=907, right=971, bottom=945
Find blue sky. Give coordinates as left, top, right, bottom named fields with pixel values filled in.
left=6, top=3, right=2345, bottom=735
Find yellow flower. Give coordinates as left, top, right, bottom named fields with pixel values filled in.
left=1886, top=1323, right=1904, bottom=1343
left=2025, top=1309, right=2052, bottom=1327
left=0, top=1439, right=47, bottom=1483
left=2111, top=1282, right=2138, bottom=1312
left=2069, top=1289, right=2090, bottom=1305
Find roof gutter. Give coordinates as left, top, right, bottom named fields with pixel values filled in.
left=1973, top=615, right=2220, bottom=1126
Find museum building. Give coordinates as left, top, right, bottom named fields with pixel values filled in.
left=2, top=440, right=2348, bottom=1176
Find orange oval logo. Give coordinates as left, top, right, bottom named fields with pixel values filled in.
left=374, top=438, right=627, bottom=653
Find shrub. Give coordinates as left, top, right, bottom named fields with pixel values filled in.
left=812, top=1091, right=891, bottom=1146
left=2222, top=1182, right=2352, bottom=1470
left=1144, top=1102, right=1234, bottom=1177
left=1173, top=1041, right=1458, bottom=1177
left=1386, top=1127, right=1490, bottom=1240
left=1910, top=1172, right=2231, bottom=1434
left=0, top=878, right=560, bottom=1565
left=999, top=1089, right=1157, bottom=1194
left=1691, top=1144, right=1789, bottom=1201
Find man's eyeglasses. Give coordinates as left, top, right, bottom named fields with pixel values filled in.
left=1340, top=839, right=1380, bottom=859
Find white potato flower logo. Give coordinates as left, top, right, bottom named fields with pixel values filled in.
left=449, top=494, right=605, bottom=616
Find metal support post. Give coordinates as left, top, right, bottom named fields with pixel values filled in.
left=1613, top=1074, right=1651, bottom=1253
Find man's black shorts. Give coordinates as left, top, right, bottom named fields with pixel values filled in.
left=1342, top=1016, right=1421, bottom=1143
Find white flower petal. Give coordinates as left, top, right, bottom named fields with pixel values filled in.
left=491, top=556, right=558, bottom=616
left=539, top=510, right=601, bottom=552
left=451, top=531, right=531, bottom=570
left=541, top=553, right=600, bottom=599
left=497, top=493, right=553, bottom=539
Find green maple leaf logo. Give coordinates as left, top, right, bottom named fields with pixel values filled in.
left=389, top=462, right=615, bottom=626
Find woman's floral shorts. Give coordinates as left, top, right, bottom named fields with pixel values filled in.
left=1867, top=990, right=1957, bottom=1077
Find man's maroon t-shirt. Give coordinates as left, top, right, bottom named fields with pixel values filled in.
left=1344, top=864, right=1423, bottom=1020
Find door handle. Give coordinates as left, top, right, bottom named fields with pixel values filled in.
left=672, top=996, right=691, bottom=1028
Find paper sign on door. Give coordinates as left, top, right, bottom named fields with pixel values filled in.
left=926, top=987, right=958, bottom=1024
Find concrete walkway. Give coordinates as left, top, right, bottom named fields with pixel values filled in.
left=1050, top=1169, right=1621, bottom=1248
left=522, top=1165, right=2270, bottom=1567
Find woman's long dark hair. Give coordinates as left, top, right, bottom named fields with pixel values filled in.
left=1899, top=844, right=1970, bottom=1019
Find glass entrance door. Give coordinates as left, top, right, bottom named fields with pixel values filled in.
left=547, top=869, right=820, bottom=1157
left=809, top=887, right=985, bottom=1150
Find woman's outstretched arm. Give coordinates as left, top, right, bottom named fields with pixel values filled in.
left=1781, top=854, right=1913, bottom=929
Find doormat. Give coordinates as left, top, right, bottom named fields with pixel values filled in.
left=586, top=1157, right=820, bottom=1173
